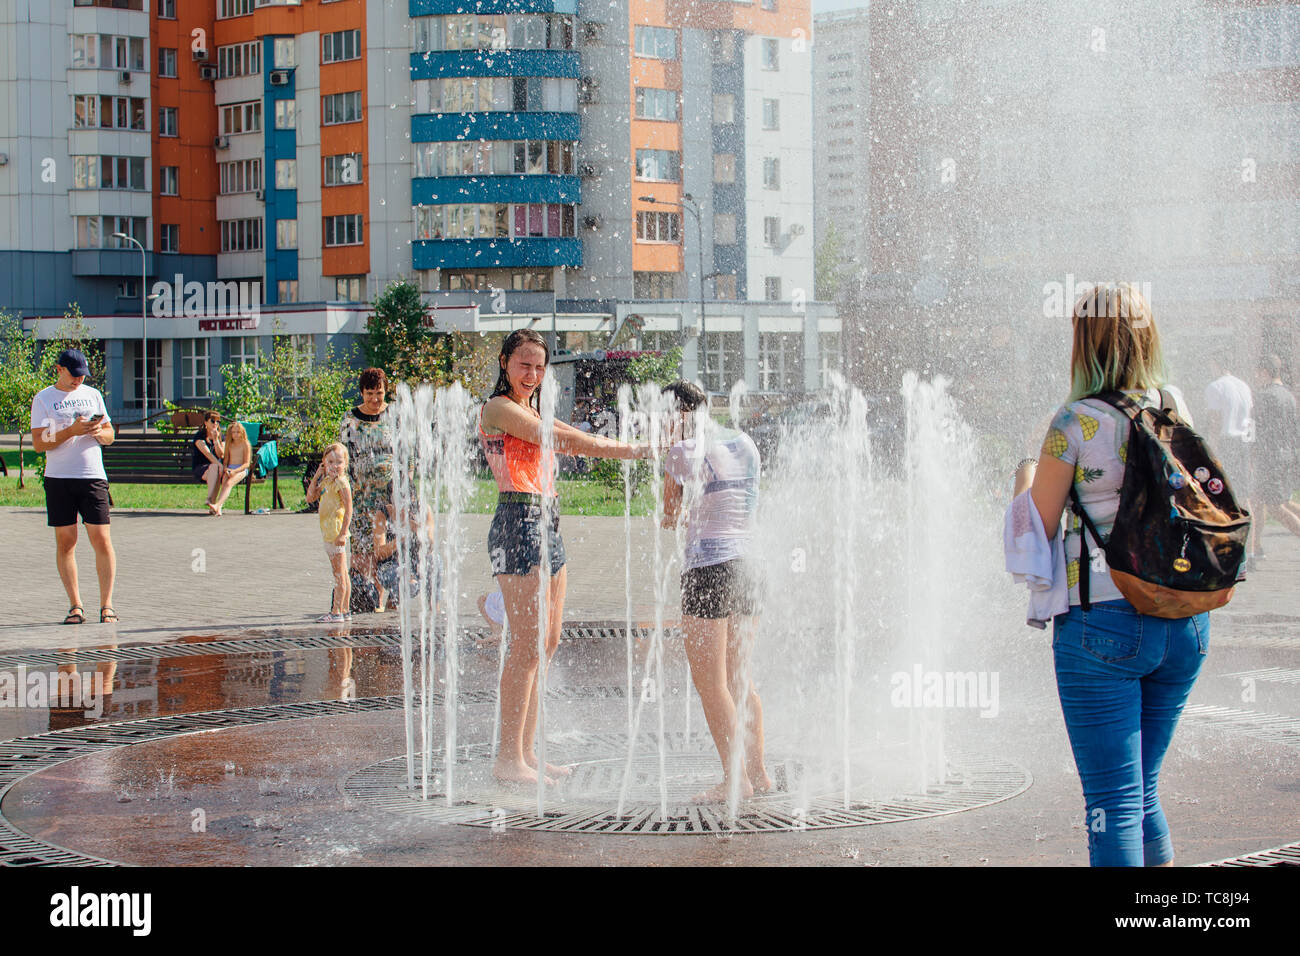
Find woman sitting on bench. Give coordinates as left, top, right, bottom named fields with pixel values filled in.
left=193, top=412, right=225, bottom=510
left=209, top=422, right=252, bottom=516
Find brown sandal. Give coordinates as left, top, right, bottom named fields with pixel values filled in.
left=63, top=605, right=85, bottom=625
left=100, top=606, right=119, bottom=624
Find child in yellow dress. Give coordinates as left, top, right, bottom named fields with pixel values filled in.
left=306, top=443, right=353, bottom=622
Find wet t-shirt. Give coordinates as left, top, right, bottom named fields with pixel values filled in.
left=665, top=426, right=761, bottom=572
left=1040, top=386, right=1191, bottom=606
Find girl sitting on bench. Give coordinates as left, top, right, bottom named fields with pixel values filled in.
left=209, top=422, right=252, bottom=517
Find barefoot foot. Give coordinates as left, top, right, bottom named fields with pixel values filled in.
left=492, top=759, right=555, bottom=788
left=690, top=778, right=754, bottom=804
left=524, top=754, right=573, bottom=778
left=750, top=770, right=775, bottom=795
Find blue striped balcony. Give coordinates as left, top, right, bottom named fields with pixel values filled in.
left=411, top=111, right=579, bottom=142
left=412, top=236, right=582, bottom=270
left=410, top=48, right=580, bottom=79
left=410, top=0, right=577, bottom=15
left=412, top=174, right=579, bottom=205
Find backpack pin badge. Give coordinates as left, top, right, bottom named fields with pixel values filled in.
left=1168, top=472, right=1186, bottom=489
left=1194, top=467, right=1210, bottom=483
left=1173, top=557, right=1192, bottom=573
left=1207, top=477, right=1224, bottom=495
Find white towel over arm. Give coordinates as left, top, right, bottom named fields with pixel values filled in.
left=1003, top=489, right=1068, bottom=628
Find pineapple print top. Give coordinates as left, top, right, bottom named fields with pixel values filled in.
left=1039, top=386, right=1192, bottom=606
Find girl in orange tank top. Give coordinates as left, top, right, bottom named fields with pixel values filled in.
left=480, top=330, right=651, bottom=788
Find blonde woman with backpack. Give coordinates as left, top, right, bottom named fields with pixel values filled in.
left=1012, top=283, right=1225, bottom=867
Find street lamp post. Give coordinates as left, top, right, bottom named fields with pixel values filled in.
left=639, top=193, right=712, bottom=389
left=112, top=232, right=148, bottom=431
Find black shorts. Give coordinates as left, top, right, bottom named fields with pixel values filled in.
left=45, top=477, right=111, bottom=527
left=488, top=498, right=567, bottom=577
left=681, top=559, right=762, bottom=620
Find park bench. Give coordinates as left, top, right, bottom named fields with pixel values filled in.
left=103, top=414, right=283, bottom=514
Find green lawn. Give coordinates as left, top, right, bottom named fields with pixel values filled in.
left=0, top=450, right=657, bottom=516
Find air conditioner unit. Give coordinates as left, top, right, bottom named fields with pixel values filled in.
left=254, top=189, right=265, bottom=202
left=198, top=64, right=217, bottom=80
left=582, top=214, right=603, bottom=230
left=214, top=135, right=230, bottom=150
left=119, top=70, right=131, bottom=85
left=582, top=22, right=603, bottom=43
left=579, top=162, right=600, bottom=178
left=192, top=47, right=209, bottom=61
left=269, top=70, right=291, bottom=86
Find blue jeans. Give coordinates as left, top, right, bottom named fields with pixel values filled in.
left=1052, top=599, right=1209, bottom=866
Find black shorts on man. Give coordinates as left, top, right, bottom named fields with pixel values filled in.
left=45, top=477, right=111, bottom=527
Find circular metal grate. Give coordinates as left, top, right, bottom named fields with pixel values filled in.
left=0, top=621, right=652, bottom=670
left=343, top=733, right=1032, bottom=835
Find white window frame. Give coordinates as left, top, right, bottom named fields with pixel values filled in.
left=762, top=98, right=780, bottom=130
left=230, top=335, right=261, bottom=368
left=276, top=218, right=298, bottom=249
left=322, top=29, right=361, bottom=64
left=181, top=338, right=209, bottom=400
left=275, top=158, right=297, bottom=189
left=274, top=99, right=296, bottom=129
left=323, top=213, right=364, bottom=247
left=763, top=216, right=781, bottom=246
left=219, top=101, right=262, bottom=136
left=322, top=91, right=363, bottom=125
left=323, top=153, right=364, bottom=186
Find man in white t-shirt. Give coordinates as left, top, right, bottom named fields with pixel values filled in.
left=1205, top=353, right=1255, bottom=552
left=660, top=380, right=771, bottom=805
left=29, top=349, right=118, bottom=625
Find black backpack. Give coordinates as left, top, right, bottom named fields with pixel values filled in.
left=1069, top=390, right=1251, bottom=618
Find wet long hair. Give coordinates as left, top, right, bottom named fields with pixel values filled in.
left=1068, top=282, right=1168, bottom=402
left=490, top=329, right=550, bottom=412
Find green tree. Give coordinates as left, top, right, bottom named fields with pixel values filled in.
left=366, top=279, right=470, bottom=386
left=0, top=313, right=44, bottom=487
left=626, top=346, right=684, bottom=387
left=208, top=336, right=358, bottom=461
left=0, top=305, right=104, bottom=487
left=589, top=346, right=683, bottom=493
left=815, top=221, right=848, bottom=302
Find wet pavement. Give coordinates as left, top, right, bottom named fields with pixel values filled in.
left=1, top=506, right=1298, bottom=866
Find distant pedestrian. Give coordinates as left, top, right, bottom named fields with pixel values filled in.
left=29, top=349, right=118, bottom=624
left=1205, top=353, right=1255, bottom=549
left=1250, top=353, right=1300, bottom=547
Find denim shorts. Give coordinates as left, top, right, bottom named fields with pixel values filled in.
left=488, top=499, right=566, bottom=577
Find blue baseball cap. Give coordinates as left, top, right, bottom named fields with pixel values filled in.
left=55, top=349, right=90, bottom=377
